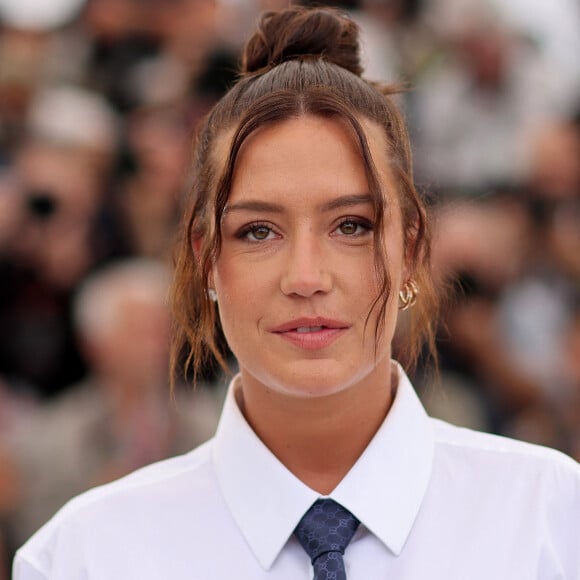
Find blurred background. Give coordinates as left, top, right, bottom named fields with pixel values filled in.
left=0, top=0, right=578, bottom=575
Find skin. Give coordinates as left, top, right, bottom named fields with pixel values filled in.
left=212, top=115, right=408, bottom=493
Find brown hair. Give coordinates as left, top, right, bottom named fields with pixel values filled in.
left=170, top=6, right=438, bottom=384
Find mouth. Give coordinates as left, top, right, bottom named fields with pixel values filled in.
left=271, top=317, right=349, bottom=332
left=295, top=326, right=325, bottom=333
left=270, top=318, right=349, bottom=350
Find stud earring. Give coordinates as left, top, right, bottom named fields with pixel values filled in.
left=398, top=279, right=418, bottom=311
left=208, top=288, right=218, bottom=302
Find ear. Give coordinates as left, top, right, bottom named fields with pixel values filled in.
left=192, top=235, right=203, bottom=260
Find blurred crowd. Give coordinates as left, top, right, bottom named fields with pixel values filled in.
left=0, top=0, right=579, bottom=576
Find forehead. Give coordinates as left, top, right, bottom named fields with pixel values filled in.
left=225, top=114, right=393, bottom=203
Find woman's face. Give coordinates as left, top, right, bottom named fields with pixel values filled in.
left=212, top=114, right=407, bottom=399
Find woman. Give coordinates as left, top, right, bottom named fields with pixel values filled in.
left=14, top=7, right=580, bottom=579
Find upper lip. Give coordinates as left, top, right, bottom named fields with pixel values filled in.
left=270, top=317, right=350, bottom=333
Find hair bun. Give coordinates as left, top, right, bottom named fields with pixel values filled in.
left=241, top=7, right=363, bottom=77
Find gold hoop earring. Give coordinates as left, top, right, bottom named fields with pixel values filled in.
left=398, top=279, right=418, bottom=311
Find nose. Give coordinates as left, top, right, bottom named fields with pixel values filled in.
left=280, top=232, right=333, bottom=297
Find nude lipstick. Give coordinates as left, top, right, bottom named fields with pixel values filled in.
left=270, top=317, right=349, bottom=350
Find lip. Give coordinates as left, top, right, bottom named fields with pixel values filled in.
left=270, top=317, right=350, bottom=350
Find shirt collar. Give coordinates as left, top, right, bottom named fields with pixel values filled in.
left=331, top=364, right=434, bottom=555
left=213, top=363, right=434, bottom=570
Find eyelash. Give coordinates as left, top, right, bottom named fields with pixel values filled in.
left=333, top=217, right=373, bottom=237
left=236, top=221, right=277, bottom=242
left=235, top=217, right=373, bottom=242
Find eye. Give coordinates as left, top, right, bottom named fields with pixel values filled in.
left=250, top=225, right=272, bottom=240
left=334, top=218, right=372, bottom=237
left=237, top=222, right=277, bottom=242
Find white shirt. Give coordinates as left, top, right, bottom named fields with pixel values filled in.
left=14, top=366, right=580, bottom=579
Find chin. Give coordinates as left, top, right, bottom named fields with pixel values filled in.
left=256, top=358, right=378, bottom=400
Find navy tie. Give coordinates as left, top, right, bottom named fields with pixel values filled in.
left=294, top=499, right=360, bottom=580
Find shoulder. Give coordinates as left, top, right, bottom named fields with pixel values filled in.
left=50, top=438, right=214, bottom=516
left=427, top=420, right=580, bottom=570
left=429, top=417, right=580, bottom=511
left=431, top=417, right=578, bottom=468
left=15, top=440, right=217, bottom=575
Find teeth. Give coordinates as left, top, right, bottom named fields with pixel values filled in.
left=295, top=326, right=323, bottom=333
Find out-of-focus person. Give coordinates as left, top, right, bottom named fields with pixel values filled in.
left=411, top=0, right=577, bottom=194
left=111, top=105, right=191, bottom=259
left=431, top=175, right=580, bottom=453
left=428, top=196, right=542, bottom=428
left=1, top=258, right=221, bottom=549
left=0, top=86, right=120, bottom=398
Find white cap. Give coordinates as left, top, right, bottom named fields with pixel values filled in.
left=27, top=85, right=119, bottom=153
left=0, top=0, right=86, bottom=31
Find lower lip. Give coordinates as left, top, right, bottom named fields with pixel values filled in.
left=274, top=328, right=347, bottom=350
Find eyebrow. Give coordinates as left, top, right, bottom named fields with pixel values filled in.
left=320, top=193, right=374, bottom=211
left=223, top=193, right=374, bottom=216
left=223, top=200, right=284, bottom=215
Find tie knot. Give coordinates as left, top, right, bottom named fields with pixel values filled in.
left=294, top=499, right=360, bottom=564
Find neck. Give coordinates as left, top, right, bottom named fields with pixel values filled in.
left=238, top=362, right=396, bottom=495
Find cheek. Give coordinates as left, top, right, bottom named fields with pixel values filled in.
left=214, top=256, right=260, bottom=303
left=213, top=259, right=267, bottom=335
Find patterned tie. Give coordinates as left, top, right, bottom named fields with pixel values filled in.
left=294, top=499, right=360, bottom=580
